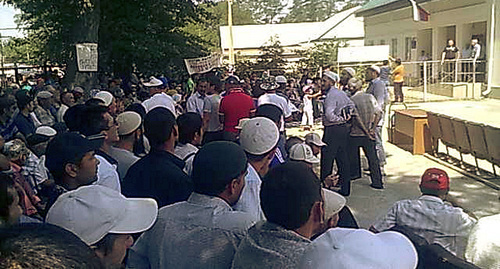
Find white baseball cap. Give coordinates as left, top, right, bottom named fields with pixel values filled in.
left=116, top=111, right=142, bottom=136
left=300, top=229, right=418, bottom=269
left=35, top=126, right=57, bottom=137
left=36, top=90, right=53, bottom=99
left=239, top=117, right=279, bottom=155
left=46, top=185, right=158, bottom=245
left=289, top=143, right=320, bottom=164
left=322, top=188, right=346, bottom=219
left=368, top=65, right=381, bottom=74
left=143, top=76, right=163, bottom=87
left=323, top=71, right=339, bottom=82
left=305, top=132, right=326, bottom=147
left=94, top=91, right=114, bottom=106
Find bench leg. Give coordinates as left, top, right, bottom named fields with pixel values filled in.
left=493, top=164, right=497, bottom=177
left=474, top=157, right=481, bottom=175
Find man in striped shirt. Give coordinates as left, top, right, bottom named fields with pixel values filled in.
left=370, top=168, right=476, bottom=258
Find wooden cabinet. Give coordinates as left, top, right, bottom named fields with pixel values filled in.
left=391, top=109, right=432, bottom=155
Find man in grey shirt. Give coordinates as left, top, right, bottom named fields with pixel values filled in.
left=203, top=76, right=224, bottom=144
left=127, top=142, right=256, bottom=269
left=232, top=162, right=325, bottom=268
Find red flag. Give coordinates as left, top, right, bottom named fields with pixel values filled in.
left=409, top=0, right=430, bottom=22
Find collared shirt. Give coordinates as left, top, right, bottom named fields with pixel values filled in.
left=372, top=195, right=477, bottom=258
left=142, top=92, right=177, bottom=116
left=108, top=146, right=140, bottom=180
left=11, top=162, right=41, bottom=216
left=174, top=143, right=198, bottom=176
left=366, top=77, right=387, bottom=112
left=203, top=94, right=223, bottom=132
left=34, top=107, right=56, bottom=126
left=22, top=152, right=49, bottom=194
left=127, top=192, right=256, bottom=269
left=233, top=164, right=265, bottom=222
left=232, top=221, right=311, bottom=269
left=123, top=150, right=193, bottom=207
left=466, top=214, right=500, bottom=269
left=380, top=66, right=391, bottom=82
left=322, top=87, right=355, bottom=126
left=472, top=44, right=481, bottom=60
left=219, top=89, right=255, bottom=133
left=95, top=152, right=121, bottom=192
left=186, top=91, right=206, bottom=116
left=393, top=65, right=405, bottom=83
left=258, top=93, right=292, bottom=131
left=350, top=91, right=382, bottom=137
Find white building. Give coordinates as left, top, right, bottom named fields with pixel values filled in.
left=219, top=7, right=365, bottom=62
left=356, top=0, right=500, bottom=98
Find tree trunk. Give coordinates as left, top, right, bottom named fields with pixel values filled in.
left=64, top=0, right=100, bottom=98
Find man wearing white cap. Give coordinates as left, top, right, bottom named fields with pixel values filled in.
left=258, top=76, right=292, bottom=158
left=234, top=117, right=280, bottom=221
left=108, top=111, right=141, bottom=179
left=320, top=71, right=355, bottom=197
left=339, top=67, right=356, bottom=97
left=34, top=90, right=56, bottom=127
left=94, top=91, right=118, bottom=117
left=289, top=143, right=320, bottom=168
left=46, top=185, right=158, bottom=268
left=141, top=76, right=177, bottom=117
left=127, top=142, right=255, bottom=268
left=299, top=228, right=418, bottom=269
left=366, top=65, right=389, bottom=170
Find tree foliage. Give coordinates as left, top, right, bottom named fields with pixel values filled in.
left=1, top=0, right=213, bottom=84
left=238, top=0, right=287, bottom=24
left=284, top=0, right=369, bottom=23
left=296, top=40, right=348, bottom=74
left=234, top=36, right=286, bottom=78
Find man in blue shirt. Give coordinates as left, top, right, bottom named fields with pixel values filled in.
left=14, top=91, right=36, bottom=138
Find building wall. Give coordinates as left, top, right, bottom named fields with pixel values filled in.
left=363, top=0, right=489, bottom=61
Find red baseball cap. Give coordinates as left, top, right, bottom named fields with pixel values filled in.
left=420, top=168, right=450, bottom=191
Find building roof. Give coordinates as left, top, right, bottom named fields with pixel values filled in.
left=220, top=7, right=363, bottom=50
left=356, top=0, right=430, bottom=17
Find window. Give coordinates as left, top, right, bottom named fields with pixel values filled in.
left=380, top=40, right=386, bottom=45
left=367, top=40, right=374, bottom=46
left=391, top=38, right=398, bottom=57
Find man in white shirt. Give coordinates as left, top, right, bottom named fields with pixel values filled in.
left=141, top=76, right=176, bottom=116
left=127, top=142, right=255, bottom=268
left=186, top=77, right=208, bottom=116
left=466, top=213, right=500, bottom=268
left=370, top=168, right=477, bottom=258
left=234, top=117, right=280, bottom=221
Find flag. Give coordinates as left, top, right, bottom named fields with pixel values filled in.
left=409, top=0, right=430, bottom=22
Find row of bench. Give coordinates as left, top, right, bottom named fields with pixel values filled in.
left=426, top=111, right=500, bottom=176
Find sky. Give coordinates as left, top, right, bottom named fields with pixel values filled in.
left=0, top=4, right=22, bottom=38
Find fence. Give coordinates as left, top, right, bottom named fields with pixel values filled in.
left=335, top=59, right=486, bottom=103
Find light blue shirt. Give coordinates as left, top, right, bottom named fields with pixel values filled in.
left=127, top=192, right=256, bottom=269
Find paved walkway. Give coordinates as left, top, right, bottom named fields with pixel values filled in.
left=286, top=98, right=500, bottom=229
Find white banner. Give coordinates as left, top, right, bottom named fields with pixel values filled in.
left=76, top=43, right=98, bottom=72
left=184, top=54, right=221, bottom=75
left=338, top=46, right=390, bottom=63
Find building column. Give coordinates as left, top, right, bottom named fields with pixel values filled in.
left=489, top=0, right=500, bottom=97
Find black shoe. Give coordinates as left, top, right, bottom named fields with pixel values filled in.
left=369, top=184, right=384, bottom=190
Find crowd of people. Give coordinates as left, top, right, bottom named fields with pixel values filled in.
left=0, top=65, right=498, bottom=269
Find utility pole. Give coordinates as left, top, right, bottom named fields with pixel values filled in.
left=228, top=0, right=235, bottom=65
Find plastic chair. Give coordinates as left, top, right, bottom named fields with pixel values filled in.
left=464, top=121, right=489, bottom=174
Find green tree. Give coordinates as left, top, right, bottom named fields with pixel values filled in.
left=238, top=0, right=287, bottom=24
left=234, top=36, right=286, bottom=78
left=182, top=1, right=255, bottom=52
left=296, top=40, right=347, bottom=74
left=2, top=0, right=213, bottom=89
left=284, top=0, right=369, bottom=23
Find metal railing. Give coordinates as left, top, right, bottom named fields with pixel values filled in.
left=333, top=59, right=486, bottom=103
